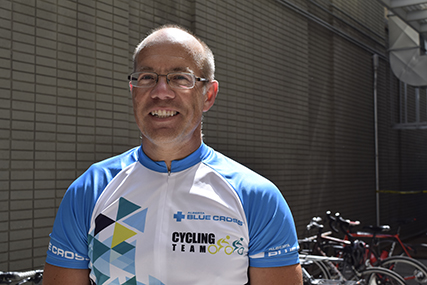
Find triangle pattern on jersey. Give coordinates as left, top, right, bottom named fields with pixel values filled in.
left=92, top=238, right=110, bottom=262
left=93, top=265, right=110, bottom=285
left=113, top=240, right=135, bottom=255
left=122, top=261, right=136, bottom=275
left=94, top=256, right=111, bottom=276
left=109, top=248, right=122, bottom=263
left=114, top=248, right=135, bottom=274
left=95, top=214, right=115, bottom=236
left=109, top=278, right=121, bottom=285
left=123, top=208, right=148, bottom=233
left=111, top=222, right=137, bottom=248
left=99, top=248, right=111, bottom=264
left=111, top=247, right=135, bottom=271
left=122, top=276, right=137, bottom=285
left=111, top=255, right=130, bottom=272
left=117, top=197, right=141, bottom=220
left=149, top=276, right=165, bottom=285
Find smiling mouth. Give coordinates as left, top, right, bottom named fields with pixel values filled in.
left=150, top=110, right=178, bottom=118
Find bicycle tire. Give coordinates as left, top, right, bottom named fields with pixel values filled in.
left=360, top=267, right=406, bottom=285
left=381, top=255, right=427, bottom=285
left=301, top=259, right=332, bottom=280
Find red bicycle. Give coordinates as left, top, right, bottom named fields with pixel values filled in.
left=326, top=211, right=427, bottom=285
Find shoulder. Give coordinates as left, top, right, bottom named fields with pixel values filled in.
left=200, top=146, right=289, bottom=224
left=201, top=145, right=280, bottom=198
left=65, top=146, right=140, bottom=201
left=89, top=146, right=139, bottom=177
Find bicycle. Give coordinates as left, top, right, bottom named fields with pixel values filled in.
left=301, top=256, right=363, bottom=285
left=328, top=212, right=418, bottom=258
left=327, top=211, right=427, bottom=285
left=300, top=243, right=406, bottom=284
left=299, top=217, right=406, bottom=284
left=0, top=270, right=43, bottom=285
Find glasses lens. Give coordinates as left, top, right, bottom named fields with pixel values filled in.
left=131, top=72, right=157, bottom=87
left=167, top=73, right=195, bottom=89
left=129, top=72, right=198, bottom=89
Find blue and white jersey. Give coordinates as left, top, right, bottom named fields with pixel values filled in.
left=46, top=143, right=299, bottom=285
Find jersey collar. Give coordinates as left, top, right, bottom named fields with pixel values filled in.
left=137, top=142, right=210, bottom=173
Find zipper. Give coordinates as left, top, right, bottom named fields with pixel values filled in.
left=154, top=171, right=173, bottom=282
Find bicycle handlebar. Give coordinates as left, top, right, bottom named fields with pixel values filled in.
left=326, top=211, right=339, bottom=233
left=306, top=217, right=324, bottom=232
left=326, top=211, right=361, bottom=239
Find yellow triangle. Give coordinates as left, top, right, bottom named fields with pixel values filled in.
left=111, top=223, right=137, bottom=248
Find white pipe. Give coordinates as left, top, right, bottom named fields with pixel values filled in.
left=373, top=54, right=380, bottom=226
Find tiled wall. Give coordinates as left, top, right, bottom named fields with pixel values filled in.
left=1, top=0, right=426, bottom=271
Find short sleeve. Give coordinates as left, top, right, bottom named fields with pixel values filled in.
left=45, top=164, right=111, bottom=269
left=45, top=179, right=94, bottom=269
left=243, top=182, right=300, bottom=267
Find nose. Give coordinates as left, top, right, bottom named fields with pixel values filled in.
left=150, top=75, right=175, bottom=100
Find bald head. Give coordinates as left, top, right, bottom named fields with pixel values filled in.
left=132, top=25, right=215, bottom=81
left=142, top=27, right=200, bottom=49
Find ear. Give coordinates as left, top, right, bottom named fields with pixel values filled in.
left=129, top=81, right=133, bottom=92
left=203, top=80, right=219, bottom=112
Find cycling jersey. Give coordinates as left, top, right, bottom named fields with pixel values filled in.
left=46, top=143, right=299, bottom=285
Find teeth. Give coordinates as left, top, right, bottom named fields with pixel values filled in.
left=150, top=110, right=178, bottom=118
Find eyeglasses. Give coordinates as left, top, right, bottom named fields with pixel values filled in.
left=128, top=72, right=209, bottom=89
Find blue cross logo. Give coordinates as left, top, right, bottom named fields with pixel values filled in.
left=173, top=211, right=185, bottom=222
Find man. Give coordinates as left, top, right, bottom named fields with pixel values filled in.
left=44, top=24, right=302, bottom=285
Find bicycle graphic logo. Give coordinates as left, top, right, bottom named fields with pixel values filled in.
left=208, top=236, right=245, bottom=255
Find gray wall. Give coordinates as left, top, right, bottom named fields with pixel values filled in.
left=1, top=0, right=426, bottom=271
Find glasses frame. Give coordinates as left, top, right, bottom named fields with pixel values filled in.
left=128, top=71, right=209, bottom=90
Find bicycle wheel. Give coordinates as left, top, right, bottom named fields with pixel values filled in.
left=381, top=255, right=427, bottom=285
left=360, top=267, right=406, bottom=285
left=301, top=259, right=332, bottom=280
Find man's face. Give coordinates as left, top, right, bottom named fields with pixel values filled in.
left=131, top=41, right=213, bottom=149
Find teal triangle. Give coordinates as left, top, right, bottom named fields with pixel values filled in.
left=123, top=208, right=148, bottom=233
left=117, top=198, right=141, bottom=220
left=93, top=239, right=110, bottom=262
left=122, top=276, right=137, bottom=285
left=93, top=266, right=110, bottom=285
left=113, top=241, right=135, bottom=255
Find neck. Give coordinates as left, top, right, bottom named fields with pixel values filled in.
left=141, top=136, right=202, bottom=171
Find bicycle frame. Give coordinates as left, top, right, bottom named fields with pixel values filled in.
left=301, top=218, right=372, bottom=280
left=328, top=211, right=413, bottom=258
left=349, top=231, right=412, bottom=258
